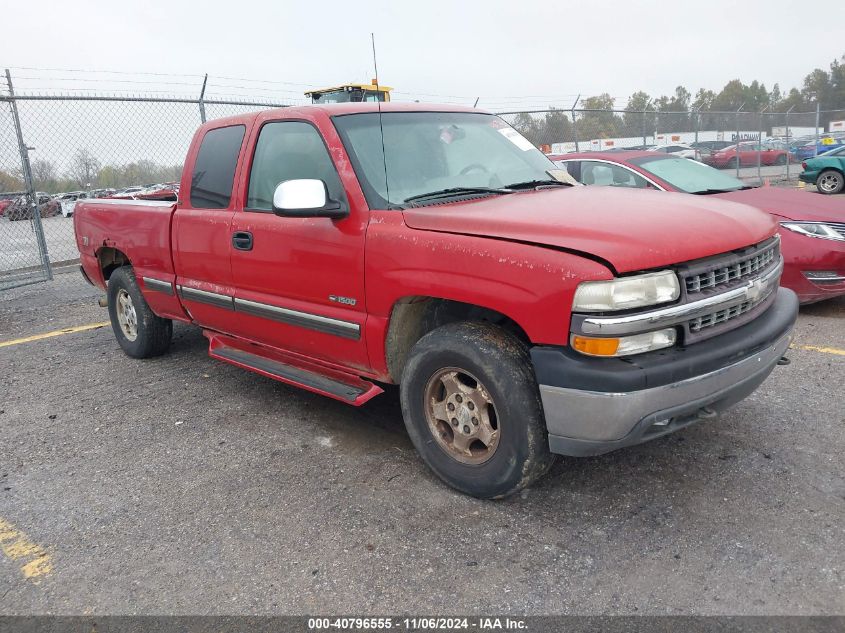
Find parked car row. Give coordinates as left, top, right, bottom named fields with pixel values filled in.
left=113, top=182, right=180, bottom=201
left=0, top=182, right=181, bottom=221
left=789, top=132, right=845, bottom=161
left=0, top=192, right=61, bottom=221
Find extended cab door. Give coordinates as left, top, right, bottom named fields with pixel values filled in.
left=172, top=123, right=248, bottom=334
left=227, top=113, right=371, bottom=370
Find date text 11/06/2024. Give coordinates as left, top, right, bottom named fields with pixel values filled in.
left=307, top=617, right=527, bottom=630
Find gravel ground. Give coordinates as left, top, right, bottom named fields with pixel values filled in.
left=0, top=272, right=843, bottom=615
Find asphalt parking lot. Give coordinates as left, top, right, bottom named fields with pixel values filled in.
left=1, top=271, right=843, bottom=615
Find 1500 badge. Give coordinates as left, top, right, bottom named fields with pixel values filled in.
left=329, top=295, right=357, bottom=306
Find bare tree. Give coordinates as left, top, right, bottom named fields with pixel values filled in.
left=31, top=159, right=57, bottom=192
left=68, top=148, right=101, bottom=188
left=0, top=168, right=24, bottom=192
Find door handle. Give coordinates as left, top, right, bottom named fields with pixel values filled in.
left=232, top=231, right=253, bottom=251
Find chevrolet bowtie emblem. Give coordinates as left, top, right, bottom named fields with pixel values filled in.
left=746, top=277, right=766, bottom=302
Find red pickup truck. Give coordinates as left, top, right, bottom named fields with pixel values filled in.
left=75, top=103, right=798, bottom=498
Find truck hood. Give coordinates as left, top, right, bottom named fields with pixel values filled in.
left=711, top=186, right=845, bottom=223
left=402, top=186, right=776, bottom=273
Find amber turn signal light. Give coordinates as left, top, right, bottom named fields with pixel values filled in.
left=571, top=336, right=620, bottom=356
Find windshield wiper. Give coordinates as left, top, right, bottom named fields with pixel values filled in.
left=504, top=179, right=572, bottom=190
left=403, top=186, right=512, bottom=204
left=691, top=185, right=756, bottom=195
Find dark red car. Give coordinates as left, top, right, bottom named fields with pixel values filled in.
left=705, top=141, right=789, bottom=169
left=551, top=151, right=845, bottom=303
left=0, top=192, right=25, bottom=217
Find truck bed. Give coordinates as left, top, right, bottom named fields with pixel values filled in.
left=74, top=198, right=177, bottom=292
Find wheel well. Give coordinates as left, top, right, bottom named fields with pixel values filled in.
left=384, top=296, right=530, bottom=382
left=97, top=247, right=130, bottom=280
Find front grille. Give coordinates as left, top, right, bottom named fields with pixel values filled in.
left=676, top=237, right=781, bottom=343
left=689, top=299, right=754, bottom=332
left=826, top=222, right=845, bottom=239
left=684, top=242, right=777, bottom=293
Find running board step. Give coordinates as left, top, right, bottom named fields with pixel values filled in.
left=206, top=332, right=382, bottom=406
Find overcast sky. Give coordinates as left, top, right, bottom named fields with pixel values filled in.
left=3, top=0, right=845, bottom=110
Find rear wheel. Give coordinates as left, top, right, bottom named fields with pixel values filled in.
left=107, top=266, right=172, bottom=358
left=816, top=169, right=844, bottom=195
left=727, top=157, right=739, bottom=169
left=400, top=322, right=556, bottom=499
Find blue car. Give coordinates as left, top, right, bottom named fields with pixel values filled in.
left=791, top=135, right=845, bottom=161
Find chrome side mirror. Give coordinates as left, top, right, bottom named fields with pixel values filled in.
left=272, top=179, right=347, bottom=219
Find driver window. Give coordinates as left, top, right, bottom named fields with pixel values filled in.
left=247, top=121, right=346, bottom=211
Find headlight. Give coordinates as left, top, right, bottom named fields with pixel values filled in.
left=781, top=222, right=845, bottom=242
left=572, top=271, right=680, bottom=312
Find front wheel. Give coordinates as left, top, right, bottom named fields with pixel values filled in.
left=400, top=322, right=556, bottom=499
left=816, top=169, right=844, bottom=195
left=107, top=266, right=172, bottom=358
left=775, top=154, right=787, bottom=166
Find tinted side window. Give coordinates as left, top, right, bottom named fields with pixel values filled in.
left=190, top=125, right=246, bottom=209
left=246, top=121, right=345, bottom=211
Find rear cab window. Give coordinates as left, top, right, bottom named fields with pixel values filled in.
left=190, top=125, right=246, bottom=209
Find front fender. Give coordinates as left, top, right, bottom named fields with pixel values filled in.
left=363, top=212, right=612, bottom=377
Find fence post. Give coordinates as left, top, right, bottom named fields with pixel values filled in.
left=758, top=105, right=768, bottom=185
left=735, top=103, right=745, bottom=178
left=814, top=102, right=820, bottom=157
left=570, top=94, right=580, bottom=152
left=642, top=99, right=651, bottom=148
left=198, top=73, right=208, bottom=124
left=694, top=108, right=699, bottom=147
left=642, top=110, right=647, bottom=148
left=5, top=69, right=52, bottom=281
left=785, top=105, right=794, bottom=181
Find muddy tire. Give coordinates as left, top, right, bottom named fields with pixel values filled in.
left=400, top=322, right=556, bottom=499
left=816, top=169, right=844, bottom=195
left=107, top=266, right=172, bottom=359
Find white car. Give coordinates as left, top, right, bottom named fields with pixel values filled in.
left=57, top=191, right=88, bottom=218
left=648, top=143, right=701, bottom=161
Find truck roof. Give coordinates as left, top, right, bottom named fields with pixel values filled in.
left=204, top=102, right=485, bottom=128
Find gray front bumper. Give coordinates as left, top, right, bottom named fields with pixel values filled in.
left=540, top=331, right=791, bottom=457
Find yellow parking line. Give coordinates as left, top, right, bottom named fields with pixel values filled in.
left=0, top=322, right=110, bottom=349
left=0, top=517, right=52, bottom=582
left=791, top=343, right=845, bottom=357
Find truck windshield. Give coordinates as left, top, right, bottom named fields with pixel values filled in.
left=332, top=112, right=558, bottom=207
left=629, top=156, right=749, bottom=194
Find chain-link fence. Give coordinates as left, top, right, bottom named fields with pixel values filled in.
left=2, top=65, right=845, bottom=291
left=0, top=70, right=287, bottom=291
left=501, top=106, right=845, bottom=185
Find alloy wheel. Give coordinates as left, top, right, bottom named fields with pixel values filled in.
left=424, top=367, right=500, bottom=465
